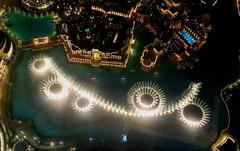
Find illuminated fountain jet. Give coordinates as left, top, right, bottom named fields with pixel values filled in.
left=177, top=99, right=211, bottom=128
left=29, top=55, right=52, bottom=74
left=40, top=76, right=70, bottom=102
left=29, top=55, right=204, bottom=120
left=127, top=81, right=166, bottom=117
left=71, top=94, right=95, bottom=113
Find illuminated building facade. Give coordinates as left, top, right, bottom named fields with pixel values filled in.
left=90, top=0, right=139, bottom=18
left=60, top=8, right=135, bottom=68
left=63, top=34, right=134, bottom=68
left=22, top=0, right=54, bottom=10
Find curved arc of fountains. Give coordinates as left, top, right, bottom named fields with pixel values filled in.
left=29, top=55, right=203, bottom=118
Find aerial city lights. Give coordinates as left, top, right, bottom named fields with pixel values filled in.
left=29, top=55, right=209, bottom=127
left=1, top=0, right=238, bottom=149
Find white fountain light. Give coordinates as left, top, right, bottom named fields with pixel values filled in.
left=127, top=81, right=166, bottom=116
left=71, top=95, right=94, bottom=113
left=40, top=76, right=70, bottom=101
left=164, top=82, right=202, bottom=115
left=30, top=55, right=203, bottom=118
left=177, top=99, right=211, bottom=128
left=29, top=55, right=52, bottom=74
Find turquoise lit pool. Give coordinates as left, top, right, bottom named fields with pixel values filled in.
left=3, top=11, right=56, bottom=42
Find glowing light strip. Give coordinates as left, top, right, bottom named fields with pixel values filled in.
left=0, top=10, right=5, bottom=16
left=0, top=129, right=4, bottom=151
left=30, top=55, right=202, bottom=118
left=213, top=0, right=218, bottom=6
left=22, top=0, right=54, bottom=9
left=211, top=133, right=237, bottom=151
